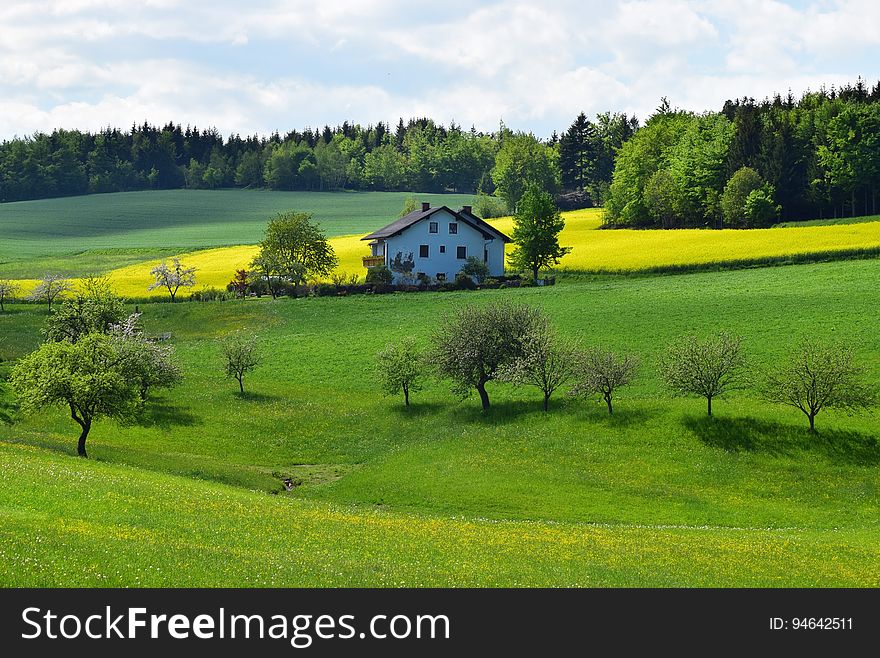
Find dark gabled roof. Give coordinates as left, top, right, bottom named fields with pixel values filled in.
left=458, top=208, right=511, bottom=243
left=361, top=206, right=444, bottom=241
left=361, top=205, right=511, bottom=242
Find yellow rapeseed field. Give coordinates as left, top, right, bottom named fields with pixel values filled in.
left=549, top=210, right=880, bottom=272
left=13, top=208, right=880, bottom=298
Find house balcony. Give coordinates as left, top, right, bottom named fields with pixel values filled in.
left=362, top=255, right=386, bottom=268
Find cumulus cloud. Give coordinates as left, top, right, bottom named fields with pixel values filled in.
left=0, top=0, right=877, bottom=139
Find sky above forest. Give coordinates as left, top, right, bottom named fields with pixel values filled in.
left=1, top=0, right=878, bottom=139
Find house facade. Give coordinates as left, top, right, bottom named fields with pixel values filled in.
left=361, top=203, right=510, bottom=283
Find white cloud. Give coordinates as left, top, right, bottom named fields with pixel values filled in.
left=0, top=1, right=877, bottom=139
left=607, top=0, right=718, bottom=47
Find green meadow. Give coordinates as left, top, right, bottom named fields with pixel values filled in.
left=0, top=189, right=475, bottom=278
left=1, top=257, right=878, bottom=586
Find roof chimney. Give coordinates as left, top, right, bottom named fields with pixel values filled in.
left=421, top=202, right=430, bottom=212
left=462, top=205, right=472, bottom=215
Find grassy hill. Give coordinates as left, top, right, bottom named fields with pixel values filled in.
left=0, top=189, right=477, bottom=278
left=2, top=258, right=878, bottom=586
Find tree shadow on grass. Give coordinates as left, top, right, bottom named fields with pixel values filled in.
left=581, top=406, right=655, bottom=429
left=234, top=391, right=282, bottom=403
left=134, top=401, right=201, bottom=430
left=388, top=401, right=449, bottom=418
left=458, top=399, right=572, bottom=425
left=683, top=415, right=880, bottom=466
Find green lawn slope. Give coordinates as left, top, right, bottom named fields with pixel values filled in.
left=0, top=189, right=476, bottom=278
left=1, top=259, right=878, bottom=586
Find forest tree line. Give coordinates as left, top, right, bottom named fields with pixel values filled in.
left=0, top=112, right=634, bottom=212
left=1, top=78, right=879, bottom=227
left=606, top=79, right=880, bottom=227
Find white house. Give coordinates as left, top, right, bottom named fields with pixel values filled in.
left=361, top=202, right=510, bottom=283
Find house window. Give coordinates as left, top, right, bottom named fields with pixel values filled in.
left=456, top=246, right=467, bottom=259
left=429, top=221, right=438, bottom=234
left=439, top=245, right=446, bottom=254
left=484, top=249, right=488, bottom=263
left=436, top=273, right=446, bottom=282
left=419, top=244, right=429, bottom=258
left=449, top=222, right=458, bottom=234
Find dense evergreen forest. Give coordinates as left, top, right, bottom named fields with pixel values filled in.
left=1, top=78, right=879, bottom=226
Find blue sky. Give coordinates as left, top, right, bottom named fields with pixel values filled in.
left=1, top=0, right=878, bottom=139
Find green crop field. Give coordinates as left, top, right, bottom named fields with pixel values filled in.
left=0, top=189, right=476, bottom=278
left=1, top=258, right=878, bottom=586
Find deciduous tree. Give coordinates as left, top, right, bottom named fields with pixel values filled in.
left=570, top=347, right=638, bottom=414
left=257, top=211, right=338, bottom=287
left=508, top=186, right=571, bottom=282
left=764, top=339, right=874, bottom=431
left=228, top=269, right=250, bottom=298
left=221, top=332, right=261, bottom=394
left=10, top=333, right=137, bottom=457
left=376, top=337, right=425, bottom=406
left=721, top=166, right=764, bottom=227
left=433, top=302, right=546, bottom=410
left=149, top=257, right=196, bottom=302
left=43, top=275, right=125, bottom=343
left=498, top=331, right=579, bottom=411
left=659, top=332, right=746, bottom=416
left=27, top=274, right=72, bottom=312
left=111, top=313, right=182, bottom=405
left=0, top=279, right=20, bottom=312
left=491, top=132, right=560, bottom=210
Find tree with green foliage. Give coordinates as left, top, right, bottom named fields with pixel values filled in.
left=559, top=112, right=597, bottom=193
left=459, top=256, right=490, bottom=284
left=472, top=193, right=508, bottom=218
left=818, top=102, right=880, bottom=217
left=0, top=280, right=20, bottom=312
left=433, top=302, right=547, bottom=411
left=605, top=112, right=693, bottom=226
left=111, top=313, right=182, bottom=405
left=744, top=186, right=780, bottom=227
left=570, top=347, right=638, bottom=415
left=659, top=332, right=746, bottom=416
left=643, top=169, right=681, bottom=229
left=397, top=196, right=420, bottom=217
left=362, top=143, right=407, bottom=190
left=765, top=339, right=874, bottom=432
left=491, top=132, right=560, bottom=210
left=721, top=166, right=765, bottom=227
left=221, top=332, right=261, bottom=394
left=315, top=138, right=349, bottom=190
left=43, top=276, right=126, bottom=343
left=249, top=250, right=284, bottom=299
left=666, top=113, right=735, bottom=227
left=508, top=186, right=571, bottom=282
left=234, top=150, right=265, bottom=187
left=27, top=274, right=72, bottom=313
left=591, top=112, right=639, bottom=204
left=376, top=337, right=426, bottom=406
left=10, top=333, right=138, bottom=457
left=149, top=257, right=196, bottom=302
left=498, top=330, right=579, bottom=411
left=258, top=211, right=338, bottom=287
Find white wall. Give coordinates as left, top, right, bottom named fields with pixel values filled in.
left=383, top=209, right=503, bottom=283
left=485, top=238, right=505, bottom=277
